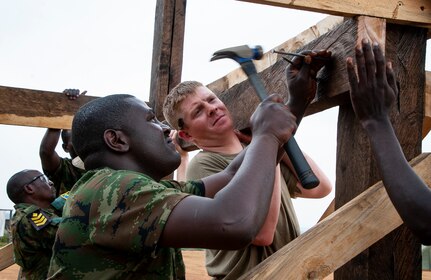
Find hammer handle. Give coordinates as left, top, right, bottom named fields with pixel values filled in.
left=243, top=62, right=320, bottom=189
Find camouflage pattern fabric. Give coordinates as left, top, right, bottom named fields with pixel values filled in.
left=44, top=157, right=85, bottom=196
left=48, top=168, right=205, bottom=280
left=10, top=203, right=63, bottom=280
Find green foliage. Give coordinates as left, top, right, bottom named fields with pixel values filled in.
left=0, top=231, right=11, bottom=247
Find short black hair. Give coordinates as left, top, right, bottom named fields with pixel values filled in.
left=7, top=170, right=32, bottom=204
left=72, top=94, right=136, bottom=160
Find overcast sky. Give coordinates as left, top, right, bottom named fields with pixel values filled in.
left=0, top=0, right=430, bottom=231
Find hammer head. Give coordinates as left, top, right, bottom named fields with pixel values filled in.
left=211, top=45, right=263, bottom=64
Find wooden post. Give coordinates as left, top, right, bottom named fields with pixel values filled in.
left=335, top=17, right=427, bottom=279
left=149, top=0, right=186, bottom=120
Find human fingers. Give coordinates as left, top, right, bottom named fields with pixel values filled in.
left=362, top=40, right=376, bottom=84
left=355, top=42, right=367, bottom=86
left=63, top=88, right=80, bottom=100
left=373, top=42, right=386, bottom=84
left=346, top=57, right=359, bottom=96
left=310, top=49, right=332, bottom=74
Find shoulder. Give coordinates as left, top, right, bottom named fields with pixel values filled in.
left=13, top=204, right=59, bottom=232
left=161, top=180, right=205, bottom=196
left=187, top=151, right=233, bottom=179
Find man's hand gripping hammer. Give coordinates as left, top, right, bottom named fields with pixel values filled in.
left=210, top=45, right=320, bottom=189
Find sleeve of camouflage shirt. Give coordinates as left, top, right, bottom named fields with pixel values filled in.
left=60, top=170, right=193, bottom=257
left=12, top=206, right=60, bottom=272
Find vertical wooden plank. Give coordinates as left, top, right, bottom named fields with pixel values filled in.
left=334, top=17, right=427, bottom=279
left=423, top=72, right=431, bottom=138
left=149, top=0, right=186, bottom=120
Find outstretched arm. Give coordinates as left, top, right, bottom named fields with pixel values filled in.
left=39, top=128, right=62, bottom=174
left=39, top=89, right=86, bottom=174
left=347, top=39, right=431, bottom=245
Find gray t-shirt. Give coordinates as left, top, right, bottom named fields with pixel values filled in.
left=186, top=150, right=300, bottom=280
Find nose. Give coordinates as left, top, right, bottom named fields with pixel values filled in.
left=159, top=121, right=171, bottom=137
left=207, top=103, right=218, bottom=116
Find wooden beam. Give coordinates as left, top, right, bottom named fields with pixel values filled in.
left=0, top=86, right=98, bottom=129
left=216, top=17, right=359, bottom=131
left=0, top=243, right=14, bottom=271
left=237, top=0, right=431, bottom=29
left=239, top=153, right=431, bottom=280
left=149, top=0, right=187, bottom=121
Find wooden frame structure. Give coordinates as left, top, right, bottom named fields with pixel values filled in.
left=0, top=0, right=430, bottom=279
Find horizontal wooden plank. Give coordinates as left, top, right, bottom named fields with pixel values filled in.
left=237, top=0, right=431, bottom=29
left=239, top=153, right=431, bottom=279
left=0, top=86, right=98, bottom=129
left=0, top=243, right=14, bottom=271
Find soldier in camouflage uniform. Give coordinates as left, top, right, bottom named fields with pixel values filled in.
left=39, top=89, right=86, bottom=196
left=7, top=169, right=68, bottom=280
left=47, top=93, right=297, bottom=279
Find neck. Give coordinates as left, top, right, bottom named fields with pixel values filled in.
left=195, top=131, right=243, bottom=155
left=24, top=198, right=51, bottom=209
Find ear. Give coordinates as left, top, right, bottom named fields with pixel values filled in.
left=24, top=184, right=35, bottom=195
left=178, top=130, right=193, bottom=142
left=104, top=129, right=130, bottom=152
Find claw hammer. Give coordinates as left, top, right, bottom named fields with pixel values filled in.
left=210, top=45, right=319, bottom=189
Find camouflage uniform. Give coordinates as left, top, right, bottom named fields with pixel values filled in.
left=10, top=193, right=68, bottom=280
left=44, top=157, right=85, bottom=196
left=48, top=168, right=205, bottom=280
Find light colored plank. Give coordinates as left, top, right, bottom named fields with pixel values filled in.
left=237, top=0, right=431, bottom=28
left=239, top=153, right=431, bottom=279
left=0, top=243, right=14, bottom=271
left=0, top=86, right=98, bottom=129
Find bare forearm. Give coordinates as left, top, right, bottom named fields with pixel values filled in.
left=252, top=165, right=281, bottom=245
left=39, top=128, right=61, bottom=172
left=364, top=117, right=431, bottom=244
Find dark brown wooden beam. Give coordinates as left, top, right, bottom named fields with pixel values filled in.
left=335, top=20, right=426, bottom=280
left=0, top=86, right=98, bottom=129
left=216, top=17, right=359, bottom=131
left=149, top=0, right=187, bottom=121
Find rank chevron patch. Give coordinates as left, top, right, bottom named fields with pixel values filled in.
left=28, top=210, right=51, bottom=231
